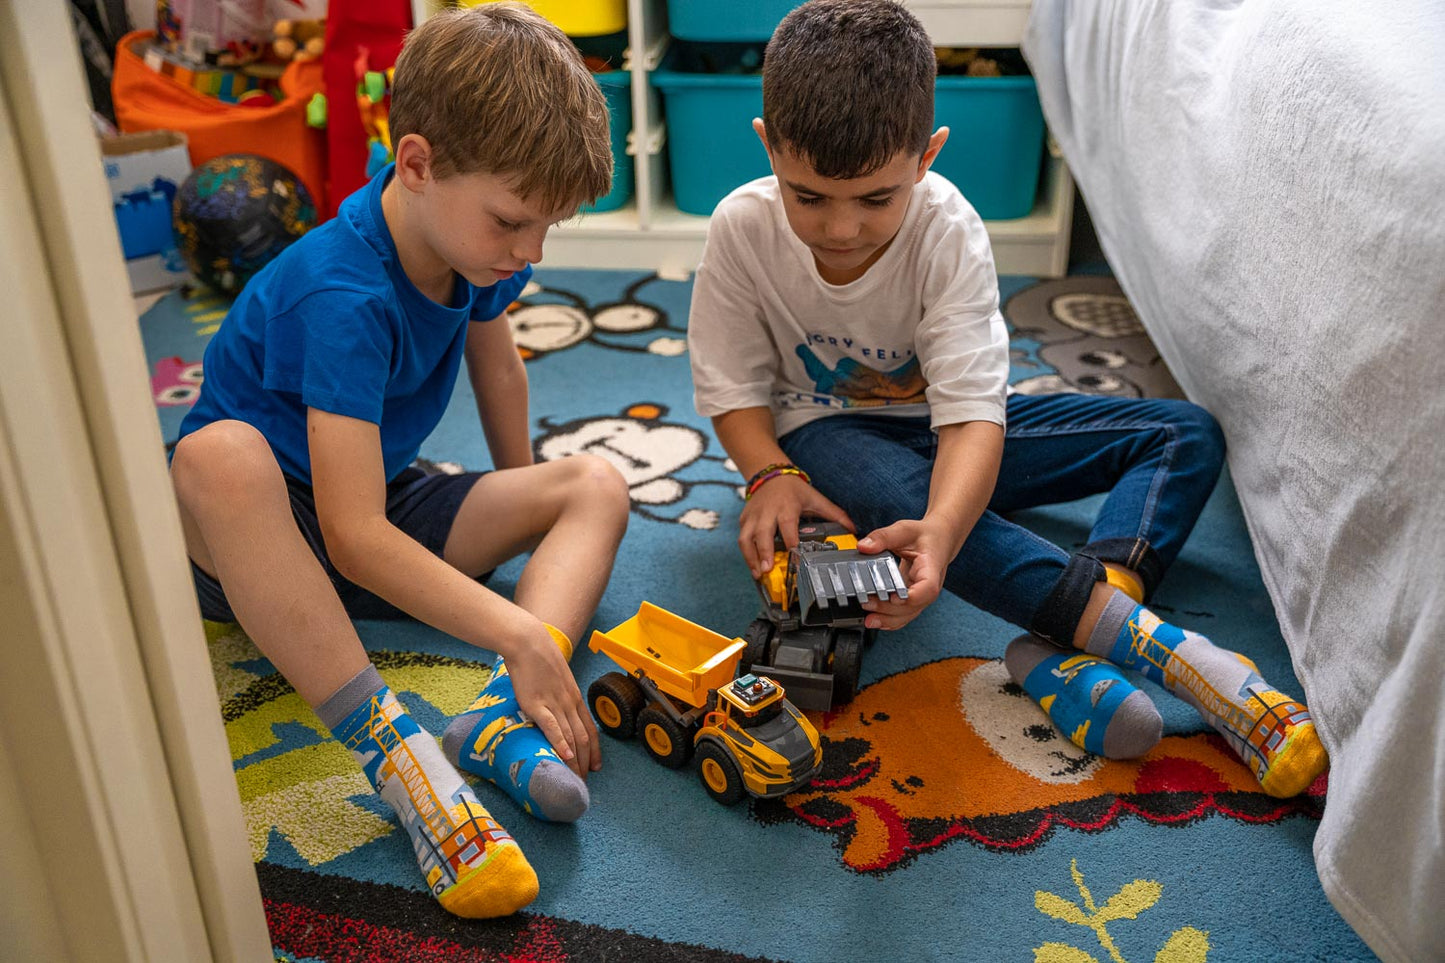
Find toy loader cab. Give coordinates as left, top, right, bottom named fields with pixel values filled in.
left=587, top=603, right=823, bottom=805
left=696, top=673, right=821, bottom=804
left=744, top=520, right=908, bottom=711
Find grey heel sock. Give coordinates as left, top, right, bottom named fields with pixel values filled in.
left=1005, top=634, right=1162, bottom=760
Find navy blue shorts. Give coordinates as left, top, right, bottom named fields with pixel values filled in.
left=191, top=464, right=488, bottom=622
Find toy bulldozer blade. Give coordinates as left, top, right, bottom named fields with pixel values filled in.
left=743, top=521, right=912, bottom=711
left=795, top=548, right=908, bottom=626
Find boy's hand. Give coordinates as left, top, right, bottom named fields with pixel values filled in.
left=738, top=474, right=854, bottom=578
left=856, top=519, right=949, bottom=630
left=505, top=627, right=600, bottom=778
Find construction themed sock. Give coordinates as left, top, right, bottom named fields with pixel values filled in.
left=443, top=624, right=590, bottom=823
left=317, top=665, right=538, bottom=918
left=1005, top=634, right=1163, bottom=759
left=1084, top=592, right=1328, bottom=797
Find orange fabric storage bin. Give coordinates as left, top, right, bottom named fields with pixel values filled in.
left=112, top=31, right=329, bottom=217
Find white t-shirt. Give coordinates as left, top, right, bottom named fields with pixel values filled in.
left=688, top=172, right=1009, bottom=438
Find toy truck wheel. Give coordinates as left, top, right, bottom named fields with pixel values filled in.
left=831, top=628, right=865, bottom=705
left=742, top=617, right=774, bottom=669
left=588, top=672, right=646, bottom=739
left=696, top=741, right=747, bottom=805
left=637, top=706, right=693, bottom=768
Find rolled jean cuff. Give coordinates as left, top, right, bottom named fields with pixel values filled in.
left=1082, top=537, right=1164, bottom=600
left=1029, top=552, right=1106, bottom=647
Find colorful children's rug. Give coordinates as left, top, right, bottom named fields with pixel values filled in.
left=140, top=270, right=1377, bottom=963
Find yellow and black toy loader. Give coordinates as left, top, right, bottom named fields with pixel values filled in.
left=742, top=520, right=908, bottom=711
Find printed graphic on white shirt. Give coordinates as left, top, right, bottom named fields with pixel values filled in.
left=777, top=342, right=927, bottom=411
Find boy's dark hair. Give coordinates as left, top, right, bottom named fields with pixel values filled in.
left=762, top=0, right=936, bottom=179
left=389, top=4, right=612, bottom=210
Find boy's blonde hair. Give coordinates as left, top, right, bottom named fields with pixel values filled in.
left=389, top=3, right=612, bottom=209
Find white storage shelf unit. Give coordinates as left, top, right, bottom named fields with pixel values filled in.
left=497, top=0, right=1073, bottom=277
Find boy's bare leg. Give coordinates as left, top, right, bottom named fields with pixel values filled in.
left=172, top=422, right=368, bottom=705
left=172, top=421, right=537, bottom=917
left=441, top=454, right=630, bottom=643
left=1071, top=564, right=1327, bottom=797
left=439, top=454, right=630, bottom=821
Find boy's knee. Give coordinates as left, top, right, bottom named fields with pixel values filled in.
left=572, top=456, right=630, bottom=497
left=171, top=421, right=280, bottom=506
left=1165, top=400, right=1226, bottom=471
left=564, top=454, right=631, bottom=520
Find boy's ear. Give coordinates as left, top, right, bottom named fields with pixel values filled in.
left=916, top=127, right=950, bottom=181
left=392, top=133, right=434, bottom=191
left=752, top=118, right=772, bottom=160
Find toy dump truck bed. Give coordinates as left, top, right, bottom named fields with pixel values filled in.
left=588, top=602, right=745, bottom=710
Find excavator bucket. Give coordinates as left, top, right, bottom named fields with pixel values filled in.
left=795, top=549, right=908, bottom=626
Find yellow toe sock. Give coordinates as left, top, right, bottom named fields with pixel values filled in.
left=323, top=679, right=541, bottom=920
left=1255, top=708, right=1329, bottom=798
left=437, top=831, right=540, bottom=918
left=1092, top=599, right=1329, bottom=798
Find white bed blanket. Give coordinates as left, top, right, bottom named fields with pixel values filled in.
left=1022, top=3, right=1445, bottom=960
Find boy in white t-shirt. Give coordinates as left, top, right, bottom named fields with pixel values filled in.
left=688, top=0, right=1326, bottom=797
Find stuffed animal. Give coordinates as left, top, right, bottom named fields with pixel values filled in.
left=936, top=47, right=1003, bottom=78
left=272, top=19, right=324, bottom=63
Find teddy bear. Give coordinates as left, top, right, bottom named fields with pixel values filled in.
left=272, top=18, right=324, bottom=63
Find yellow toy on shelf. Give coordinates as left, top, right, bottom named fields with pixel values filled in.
left=459, top=0, right=625, bottom=38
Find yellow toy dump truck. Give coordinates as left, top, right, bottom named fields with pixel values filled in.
left=743, top=520, right=909, bottom=712
left=587, top=602, right=823, bottom=805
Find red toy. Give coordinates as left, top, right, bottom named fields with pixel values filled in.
left=321, top=0, right=410, bottom=217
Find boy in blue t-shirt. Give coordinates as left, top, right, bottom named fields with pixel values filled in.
left=172, top=6, right=627, bottom=918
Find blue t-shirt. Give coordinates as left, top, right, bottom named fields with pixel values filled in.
left=179, top=164, right=532, bottom=483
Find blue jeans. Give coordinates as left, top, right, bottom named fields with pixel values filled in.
left=778, top=393, right=1226, bottom=645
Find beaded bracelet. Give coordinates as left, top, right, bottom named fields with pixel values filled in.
left=744, top=462, right=812, bottom=500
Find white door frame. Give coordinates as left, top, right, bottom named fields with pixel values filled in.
left=0, top=3, right=270, bottom=959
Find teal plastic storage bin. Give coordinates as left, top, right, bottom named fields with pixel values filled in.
left=651, top=62, right=768, bottom=215
left=932, top=76, right=1045, bottom=220
left=654, top=48, right=1046, bottom=219
left=667, top=0, right=800, bottom=41
left=584, top=70, right=634, bottom=213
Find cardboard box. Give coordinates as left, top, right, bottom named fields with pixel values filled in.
left=101, top=130, right=193, bottom=293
